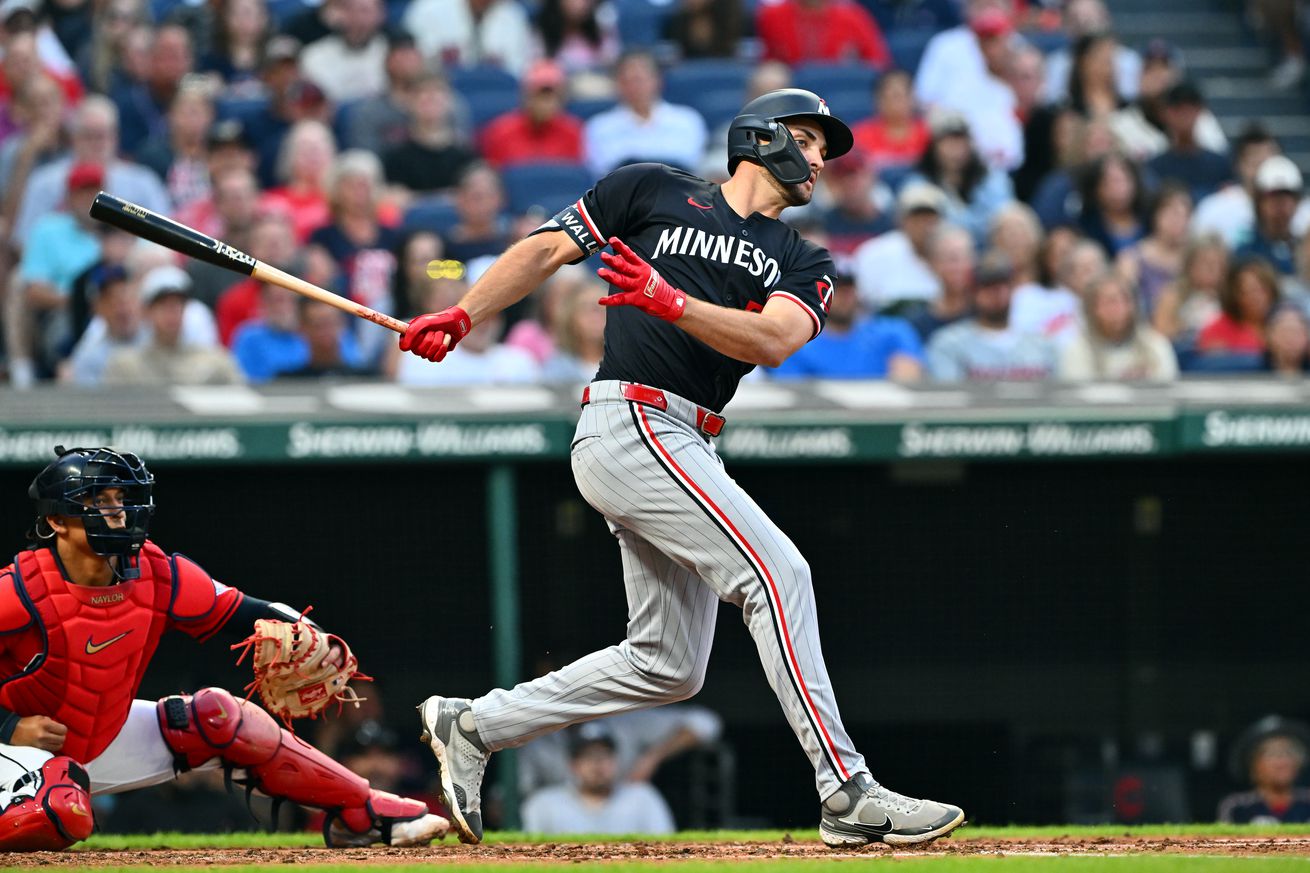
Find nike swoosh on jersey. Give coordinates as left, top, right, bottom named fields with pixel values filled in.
left=84, top=630, right=132, bottom=655
left=686, top=197, right=713, bottom=210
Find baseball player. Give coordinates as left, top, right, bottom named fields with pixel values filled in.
left=402, top=89, right=965, bottom=847
left=0, top=445, right=449, bottom=850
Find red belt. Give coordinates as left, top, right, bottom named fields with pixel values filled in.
left=581, top=383, right=726, bottom=438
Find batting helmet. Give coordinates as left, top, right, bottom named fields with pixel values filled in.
left=727, top=88, right=855, bottom=185
left=29, top=446, right=155, bottom=565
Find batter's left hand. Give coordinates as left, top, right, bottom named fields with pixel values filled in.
left=598, top=237, right=687, bottom=322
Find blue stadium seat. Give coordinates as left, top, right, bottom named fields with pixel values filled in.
left=404, top=196, right=461, bottom=234
left=501, top=162, right=594, bottom=215
left=566, top=97, right=618, bottom=120
left=664, top=58, right=750, bottom=128
left=1022, top=29, right=1069, bottom=56
left=215, top=95, right=270, bottom=124
left=448, top=66, right=522, bottom=131
left=266, top=0, right=310, bottom=26
left=876, top=164, right=914, bottom=193
left=793, top=64, right=877, bottom=123
left=887, top=27, right=935, bottom=75
left=614, top=0, right=673, bottom=48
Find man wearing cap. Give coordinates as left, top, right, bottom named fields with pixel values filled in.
left=925, top=249, right=1058, bottom=381
left=1219, top=716, right=1310, bottom=824
left=1193, top=124, right=1280, bottom=248
left=479, top=60, right=584, bottom=169
left=299, top=0, right=388, bottom=103
left=243, top=35, right=307, bottom=188
left=851, top=182, right=948, bottom=313
left=1145, top=81, right=1233, bottom=203
left=1235, top=155, right=1304, bottom=277
left=815, top=150, right=894, bottom=260
left=4, top=161, right=105, bottom=386
left=62, top=265, right=147, bottom=386
left=521, top=724, right=675, bottom=836
left=102, top=265, right=244, bottom=385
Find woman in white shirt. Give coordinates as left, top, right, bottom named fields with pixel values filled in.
left=1060, top=271, right=1178, bottom=381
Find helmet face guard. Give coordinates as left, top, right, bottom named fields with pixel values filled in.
left=29, top=446, right=155, bottom=564
left=731, top=116, right=813, bottom=186
left=727, top=88, right=855, bottom=186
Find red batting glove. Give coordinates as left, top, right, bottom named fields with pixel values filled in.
left=398, top=305, right=471, bottom=362
left=597, top=237, right=687, bottom=322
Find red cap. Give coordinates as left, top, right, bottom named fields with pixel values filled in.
left=523, top=60, right=566, bottom=92
left=67, top=162, right=105, bottom=190
left=971, top=8, right=1012, bottom=38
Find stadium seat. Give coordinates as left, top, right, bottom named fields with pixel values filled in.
left=501, top=162, right=594, bottom=215
left=614, top=0, right=673, bottom=48
left=403, top=196, right=461, bottom=234
left=215, top=95, right=270, bottom=124
left=448, top=66, right=522, bottom=131
left=792, top=64, right=877, bottom=122
left=1022, top=29, right=1069, bottom=56
left=876, top=164, right=914, bottom=193
left=887, top=27, right=935, bottom=75
left=265, top=0, right=310, bottom=26
left=567, top=97, right=618, bottom=120
left=664, top=59, right=750, bottom=128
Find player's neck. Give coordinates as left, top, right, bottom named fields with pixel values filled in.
left=54, top=539, right=117, bottom=587
left=720, top=173, right=786, bottom=220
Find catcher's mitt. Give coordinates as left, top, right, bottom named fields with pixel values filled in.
left=232, top=615, right=369, bottom=725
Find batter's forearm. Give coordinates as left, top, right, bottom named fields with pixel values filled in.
left=677, top=298, right=796, bottom=367
left=457, top=236, right=573, bottom=327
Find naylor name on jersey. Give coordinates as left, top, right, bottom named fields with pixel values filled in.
left=649, top=226, right=782, bottom=287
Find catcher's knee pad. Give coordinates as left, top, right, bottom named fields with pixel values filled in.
left=157, top=687, right=283, bottom=771
left=0, top=756, right=95, bottom=851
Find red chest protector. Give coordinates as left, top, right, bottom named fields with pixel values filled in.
left=0, top=542, right=218, bottom=764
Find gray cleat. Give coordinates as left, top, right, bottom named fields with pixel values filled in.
left=417, top=696, right=489, bottom=844
left=820, top=773, right=965, bottom=847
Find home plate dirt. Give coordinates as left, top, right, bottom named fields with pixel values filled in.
left=6, top=835, right=1310, bottom=865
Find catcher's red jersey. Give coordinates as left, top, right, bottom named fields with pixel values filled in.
left=0, top=542, right=244, bottom=763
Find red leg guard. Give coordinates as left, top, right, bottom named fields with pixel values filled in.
left=0, top=756, right=95, bottom=851
left=156, top=689, right=428, bottom=841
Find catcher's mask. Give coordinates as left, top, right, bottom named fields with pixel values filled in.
left=727, top=88, right=854, bottom=186
left=29, top=445, right=154, bottom=576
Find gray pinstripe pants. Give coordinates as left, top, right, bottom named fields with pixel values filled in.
left=470, top=381, right=868, bottom=799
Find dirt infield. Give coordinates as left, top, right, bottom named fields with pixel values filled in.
left=9, top=834, right=1310, bottom=865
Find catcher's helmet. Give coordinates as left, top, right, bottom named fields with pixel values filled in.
left=727, top=88, right=855, bottom=185
left=29, top=445, right=154, bottom=564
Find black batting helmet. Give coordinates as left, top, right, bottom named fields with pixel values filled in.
left=727, top=88, right=855, bottom=185
left=29, top=446, right=154, bottom=564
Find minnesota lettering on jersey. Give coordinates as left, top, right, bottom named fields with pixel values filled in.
left=650, top=227, right=782, bottom=287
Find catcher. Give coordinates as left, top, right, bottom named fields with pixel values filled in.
left=0, top=445, right=449, bottom=850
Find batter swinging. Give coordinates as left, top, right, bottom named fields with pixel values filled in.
left=400, top=89, right=965, bottom=848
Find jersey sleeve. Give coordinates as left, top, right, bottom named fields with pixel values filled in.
left=529, top=163, right=661, bottom=263
left=767, top=243, right=835, bottom=340
left=167, top=553, right=246, bottom=642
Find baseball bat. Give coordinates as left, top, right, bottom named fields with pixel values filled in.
left=89, top=192, right=409, bottom=334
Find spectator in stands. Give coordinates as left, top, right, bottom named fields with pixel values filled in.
left=906, top=109, right=1014, bottom=245
left=1031, top=115, right=1118, bottom=230
left=174, top=120, right=258, bottom=238
left=853, top=182, right=946, bottom=313
left=1010, top=224, right=1084, bottom=347
left=929, top=7, right=1023, bottom=172
left=1067, top=33, right=1125, bottom=120
left=63, top=221, right=134, bottom=350
left=1195, top=256, right=1281, bottom=361
left=663, top=0, right=743, bottom=59
left=281, top=0, right=336, bottom=46
left=850, top=70, right=930, bottom=172
left=702, top=61, right=791, bottom=179
left=1110, top=39, right=1227, bottom=164
left=504, top=263, right=587, bottom=364
left=262, top=117, right=335, bottom=241
left=541, top=278, right=606, bottom=382
left=185, top=167, right=262, bottom=309
left=383, top=72, right=478, bottom=194
left=756, top=0, right=889, bottom=68
left=243, top=35, right=307, bottom=186
left=1219, top=716, right=1310, bottom=823
left=1077, top=153, right=1146, bottom=257
left=1192, top=124, right=1279, bottom=248
left=392, top=230, right=446, bottom=319
left=926, top=249, right=1058, bottom=381
left=1009, top=45, right=1060, bottom=204
left=1042, top=0, right=1140, bottom=104
left=62, top=264, right=146, bottom=385
left=12, top=95, right=168, bottom=250
left=77, top=0, right=147, bottom=93
left=988, top=202, right=1042, bottom=291
left=341, top=33, right=425, bottom=154
left=233, top=280, right=363, bottom=381
left=1114, top=184, right=1191, bottom=319
left=44, top=0, right=93, bottom=70
left=816, top=150, right=893, bottom=264
left=216, top=208, right=304, bottom=344
left=1235, top=155, right=1303, bottom=277
left=480, top=61, right=585, bottom=169
left=102, top=265, right=245, bottom=384
left=913, top=0, right=1004, bottom=109
left=908, top=224, right=973, bottom=340
left=402, top=0, right=532, bottom=75
left=521, top=723, right=675, bottom=835
left=584, top=51, right=707, bottom=177
left=770, top=273, right=923, bottom=381
left=1264, top=303, right=1310, bottom=375
left=135, top=79, right=217, bottom=211
left=534, top=0, right=618, bottom=76
left=0, top=31, right=43, bottom=140
left=111, top=23, right=194, bottom=155
left=0, top=0, right=83, bottom=105
left=1283, top=232, right=1310, bottom=307
left=1144, top=81, right=1231, bottom=204
left=1059, top=271, right=1178, bottom=381
left=441, top=162, right=511, bottom=264
left=5, top=160, right=104, bottom=386
left=1153, top=233, right=1227, bottom=345
left=1255, top=0, right=1307, bottom=90
left=0, top=74, right=64, bottom=229
left=281, top=299, right=374, bottom=377
left=299, top=0, right=387, bottom=103
left=199, top=0, right=270, bottom=88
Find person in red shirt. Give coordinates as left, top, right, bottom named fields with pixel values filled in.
left=850, top=70, right=930, bottom=170
left=479, top=60, right=584, bottom=169
left=1195, top=256, right=1281, bottom=358
left=755, top=0, right=890, bottom=68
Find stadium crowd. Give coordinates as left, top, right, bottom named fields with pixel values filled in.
left=2, top=0, right=1309, bottom=389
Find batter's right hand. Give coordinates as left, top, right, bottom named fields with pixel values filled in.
left=12, top=715, right=67, bottom=751
left=399, top=306, right=472, bottom=363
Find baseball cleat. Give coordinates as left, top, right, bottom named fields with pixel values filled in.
left=418, top=696, right=489, bottom=844
left=325, top=813, right=449, bottom=847
left=820, top=773, right=964, bottom=847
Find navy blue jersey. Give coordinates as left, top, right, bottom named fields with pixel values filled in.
left=534, top=163, right=835, bottom=412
